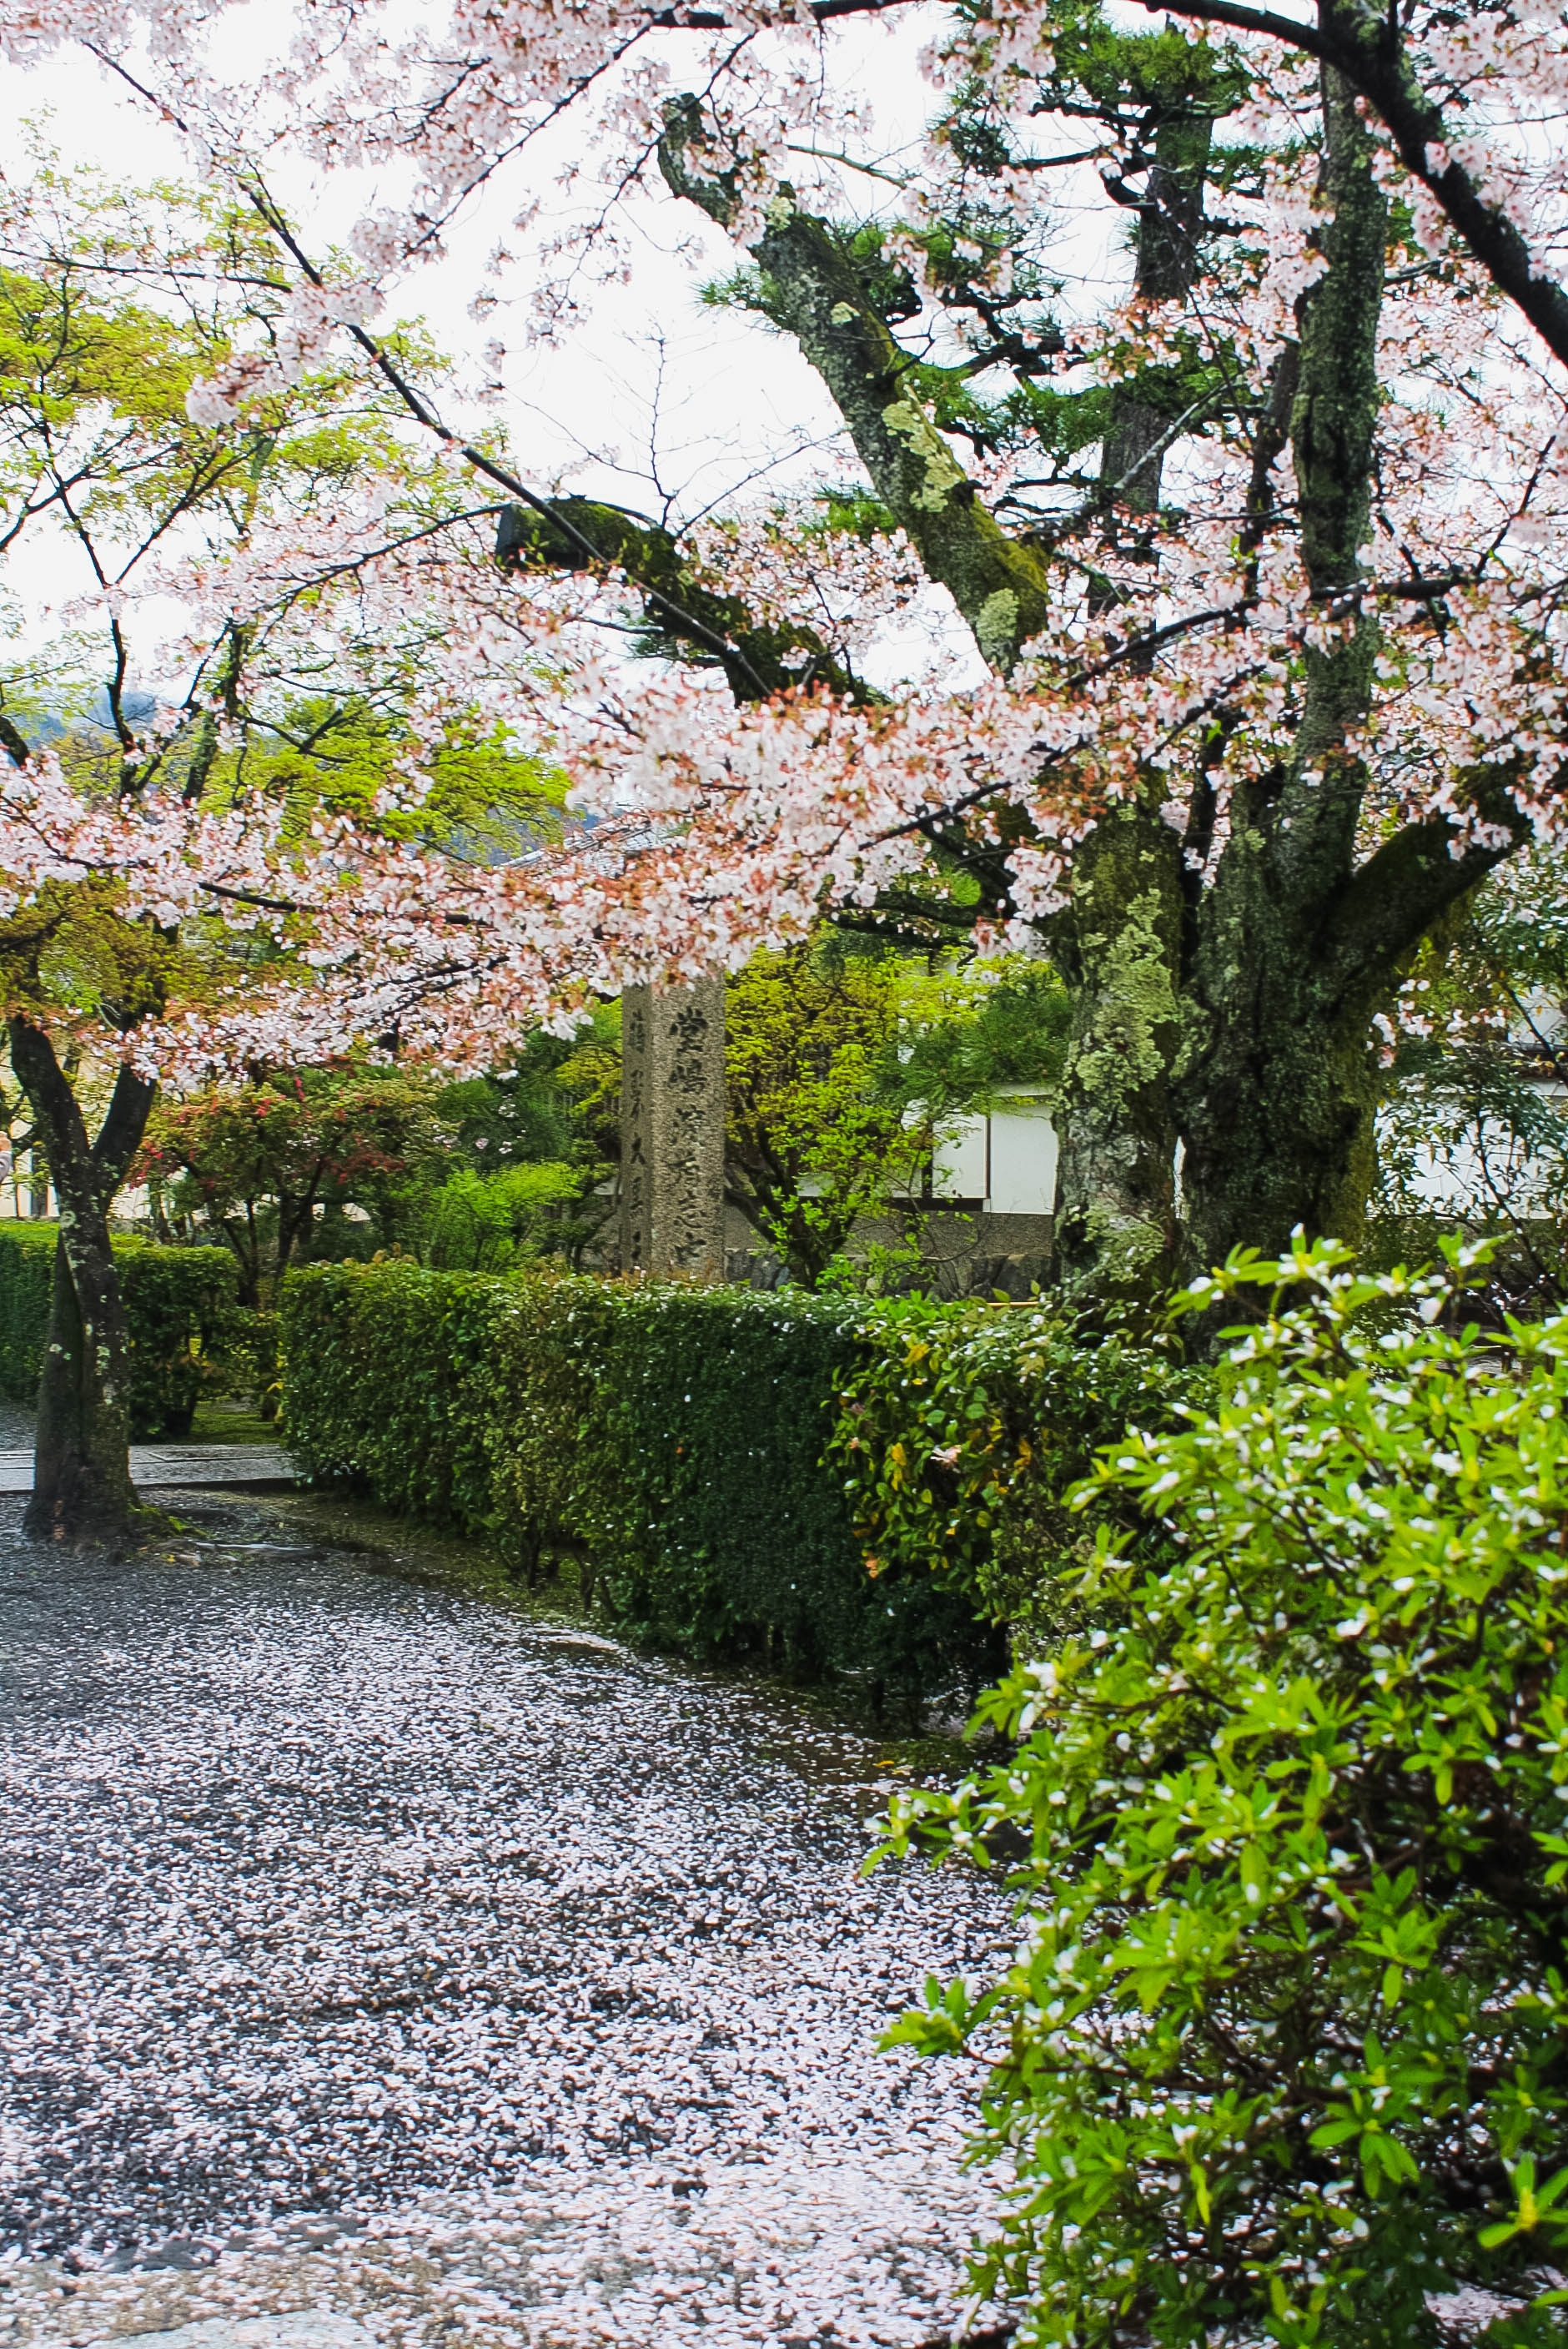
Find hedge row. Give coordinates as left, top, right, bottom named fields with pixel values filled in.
left=829, top=1290, right=1199, bottom=1647
left=0, top=1220, right=243, bottom=1438
left=279, top=1260, right=1014, bottom=1710
left=279, top=1260, right=1200, bottom=1705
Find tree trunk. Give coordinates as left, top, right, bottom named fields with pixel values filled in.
left=28, top=1225, right=140, bottom=1544
left=9, top=1021, right=157, bottom=1547
left=1048, top=108, right=1213, bottom=1297
left=1175, top=951, right=1384, bottom=1275
left=1174, top=63, right=1390, bottom=1280
left=1050, top=796, right=1185, bottom=1295
left=274, top=1173, right=322, bottom=1300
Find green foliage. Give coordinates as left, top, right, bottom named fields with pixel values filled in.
left=435, top=1035, right=585, bottom=1167
left=884, top=1236, right=1568, bottom=2348
left=279, top=1259, right=1006, bottom=1711
left=224, top=689, right=563, bottom=862
left=0, top=1220, right=240, bottom=1436
left=829, top=1291, right=1194, bottom=1639
left=588, top=1286, right=985, bottom=1691
left=725, top=941, right=930, bottom=1282
left=115, top=1237, right=245, bottom=1438
left=0, top=1221, right=56, bottom=1403
left=141, top=1042, right=616, bottom=1300
left=222, top=1304, right=282, bottom=1421
left=279, top=1260, right=507, bottom=1530
left=725, top=942, right=1068, bottom=1286
left=889, top=956, right=1071, bottom=1123
left=429, top=1014, right=620, bottom=1265
left=407, top=1161, right=585, bottom=1274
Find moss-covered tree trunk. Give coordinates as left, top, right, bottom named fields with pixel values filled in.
left=1049, top=107, right=1211, bottom=1291
left=9, top=1020, right=156, bottom=1546
left=1049, top=799, right=1185, bottom=1290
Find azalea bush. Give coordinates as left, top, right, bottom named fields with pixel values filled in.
left=885, top=1238, right=1568, bottom=2348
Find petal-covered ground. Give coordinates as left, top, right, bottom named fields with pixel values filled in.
left=0, top=1493, right=1013, bottom=2346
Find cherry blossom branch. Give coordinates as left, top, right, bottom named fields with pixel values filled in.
left=237, top=188, right=785, bottom=697
left=1133, top=0, right=1568, bottom=376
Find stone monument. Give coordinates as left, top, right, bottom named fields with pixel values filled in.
left=620, top=976, right=726, bottom=1280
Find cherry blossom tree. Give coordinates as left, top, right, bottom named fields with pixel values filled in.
left=87, top=0, right=1556, bottom=1298
left=0, top=167, right=572, bottom=1542
left=3, top=0, right=1568, bottom=1463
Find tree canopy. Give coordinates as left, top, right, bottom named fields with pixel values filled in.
left=2, top=0, right=1558, bottom=1297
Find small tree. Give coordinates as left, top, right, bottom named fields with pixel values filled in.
left=723, top=942, right=930, bottom=1283
left=136, top=1071, right=455, bottom=1306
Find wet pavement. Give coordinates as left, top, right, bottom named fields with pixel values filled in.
left=0, top=1401, right=291, bottom=1490
left=0, top=1493, right=1013, bottom=2346
left=0, top=1449, right=292, bottom=1493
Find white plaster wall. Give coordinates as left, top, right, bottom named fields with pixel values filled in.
left=930, top=1089, right=1058, bottom=1214
left=932, top=1114, right=988, bottom=1200
left=988, top=1102, right=1059, bottom=1215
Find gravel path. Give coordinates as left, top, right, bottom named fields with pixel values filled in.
left=0, top=1495, right=1014, bottom=2347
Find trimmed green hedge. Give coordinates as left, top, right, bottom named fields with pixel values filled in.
left=0, top=1220, right=242, bottom=1439
left=280, top=1260, right=1009, bottom=1711
left=0, top=1224, right=55, bottom=1405
left=828, top=1292, right=1200, bottom=1647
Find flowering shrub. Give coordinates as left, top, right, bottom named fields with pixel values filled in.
left=884, top=1238, right=1568, bottom=2348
